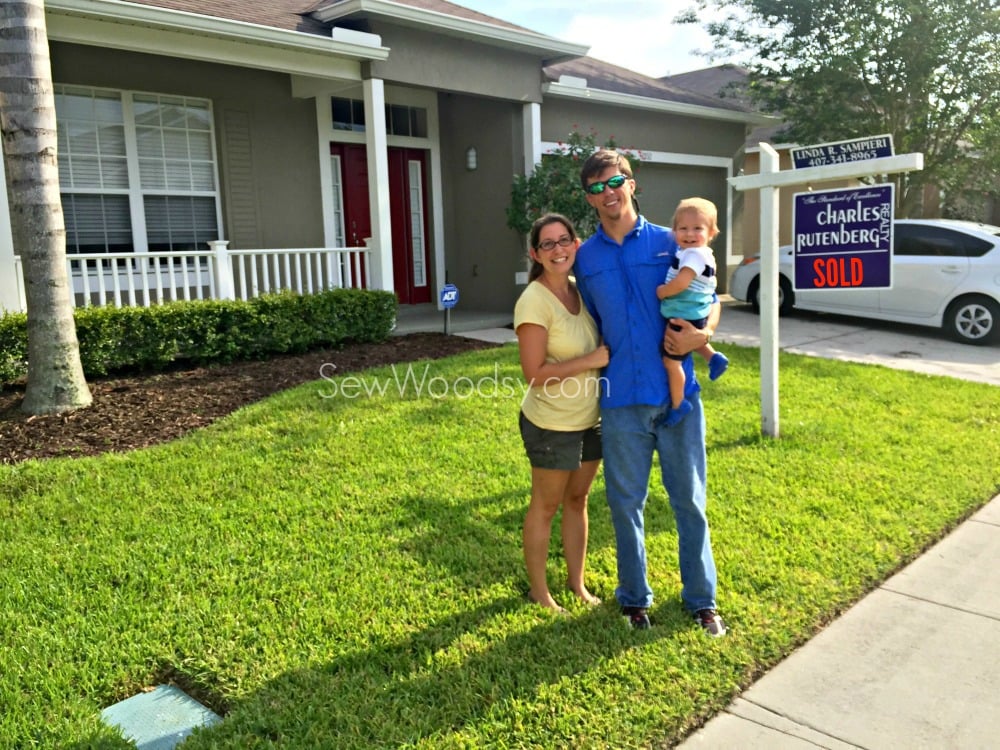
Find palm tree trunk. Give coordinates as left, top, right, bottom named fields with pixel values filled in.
left=0, top=0, right=91, bottom=414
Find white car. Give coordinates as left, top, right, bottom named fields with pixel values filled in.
left=729, top=219, right=1000, bottom=345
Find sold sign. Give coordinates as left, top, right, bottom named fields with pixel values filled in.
left=792, top=184, right=894, bottom=291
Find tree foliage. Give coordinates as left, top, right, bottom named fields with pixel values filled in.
left=506, top=129, right=642, bottom=239
left=680, top=0, right=1000, bottom=218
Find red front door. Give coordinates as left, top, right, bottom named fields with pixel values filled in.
left=337, top=144, right=371, bottom=250
left=387, top=148, right=431, bottom=304
left=330, top=144, right=431, bottom=304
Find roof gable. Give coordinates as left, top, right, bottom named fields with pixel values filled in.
left=660, top=64, right=753, bottom=107
left=117, top=0, right=329, bottom=35
left=308, top=0, right=533, bottom=33
left=308, top=0, right=586, bottom=60
left=53, top=0, right=768, bottom=122
left=547, top=58, right=754, bottom=114
left=662, top=64, right=788, bottom=145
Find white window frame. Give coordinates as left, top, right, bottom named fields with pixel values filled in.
left=407, top=159, right=427, bottom=288
left=55, top=84, right=224, bottom=255
left=329, top=154, right=347, bottom=248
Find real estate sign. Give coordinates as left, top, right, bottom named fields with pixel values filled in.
left=792, top=184, right=894, bottom=291
left=791, top=135, right=894, bottom=169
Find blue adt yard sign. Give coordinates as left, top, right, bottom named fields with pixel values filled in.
left=440, top=283, right=459, bottom=335
left=440, top=283, right=459, bottom=309
left=793, top=184, right=894, bottom=291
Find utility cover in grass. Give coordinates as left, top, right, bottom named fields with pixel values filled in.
left=100, top=684, right=221, bottom=750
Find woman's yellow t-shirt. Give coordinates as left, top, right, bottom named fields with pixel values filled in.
left=513, top=280, right=602, bottom=431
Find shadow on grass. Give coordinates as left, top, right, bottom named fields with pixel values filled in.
left=390, top=489, right=620, bottom=590
left=69, top=600, right=684, bottom=748
left=64, top=474, right=705, bottom=748
left=66, top=485, right=696, bottom=747
left=183, top=597, right=674, bottom=747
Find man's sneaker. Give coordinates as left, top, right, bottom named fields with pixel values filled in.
left=622, top=606, right=651, bottom=630
left=695, top=608, right=727, bottom=637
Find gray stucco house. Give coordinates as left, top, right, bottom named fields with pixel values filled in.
left=0, top=0, right=770, bottom=316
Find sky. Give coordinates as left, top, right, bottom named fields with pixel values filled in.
left=451, top=1, right=733, bottom=78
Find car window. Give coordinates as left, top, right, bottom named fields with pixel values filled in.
left=894, top=224, right=993, bottom=258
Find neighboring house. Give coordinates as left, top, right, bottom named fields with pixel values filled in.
left=664, top=64, right=1000, bottom=265
left=0, top=0, right=771, bottom=316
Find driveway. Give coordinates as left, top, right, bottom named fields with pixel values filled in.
left=717, top=296, right=1000, bottom=387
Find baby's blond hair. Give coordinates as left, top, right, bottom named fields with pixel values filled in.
left=672, top=197, right=719, bottom=236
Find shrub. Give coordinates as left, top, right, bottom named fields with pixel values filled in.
left=0, top=289, right=397, bottom=386
left=75, top=305, right=179, bottom=375
left=0, top=312, right=27, bottom=385
left=506, top=128, right=643, bottom=239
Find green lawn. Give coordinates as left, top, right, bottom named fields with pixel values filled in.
left=2, top=344, right=998, bottom=748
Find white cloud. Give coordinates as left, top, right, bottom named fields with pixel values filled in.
left=454, top=1, right=726, bottom=78
left=564, top=8, right=716, bottom=77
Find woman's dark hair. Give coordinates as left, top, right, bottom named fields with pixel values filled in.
left=527, top=213, right=578, bottom=282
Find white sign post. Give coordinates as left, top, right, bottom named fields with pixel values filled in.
left=728, top=143, right=923, bottom=437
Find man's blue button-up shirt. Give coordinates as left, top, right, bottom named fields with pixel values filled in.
left=575, top=215, right=701, bottom=409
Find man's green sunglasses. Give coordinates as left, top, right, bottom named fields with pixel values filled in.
left=584, top=174, right=628, bottom=195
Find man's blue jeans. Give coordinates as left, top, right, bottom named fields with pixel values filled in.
left=600, top=394, right=718, bottom=612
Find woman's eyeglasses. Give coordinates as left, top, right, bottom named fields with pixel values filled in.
left=584, top=174, right=628, bottom=195
left=537, top=236, right=574, bottom=251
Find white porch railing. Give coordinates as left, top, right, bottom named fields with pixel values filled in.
left=14, top=242, right=370, bottom=309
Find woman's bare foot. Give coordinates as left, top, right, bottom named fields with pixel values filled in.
left=526, top=591, right=568, bottom=613
left=568, top=585, right=602, bottom=606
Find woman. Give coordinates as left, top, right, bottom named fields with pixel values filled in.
left=514, top=213, right=609, bottom=612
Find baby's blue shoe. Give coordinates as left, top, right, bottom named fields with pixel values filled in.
left=709, top=352, right=729, bottom=381
left=654, top=399, right=692, bottom=428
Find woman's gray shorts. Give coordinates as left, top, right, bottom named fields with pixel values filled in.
left=519, top=411, right=602, bottom=471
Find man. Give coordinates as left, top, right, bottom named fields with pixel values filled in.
left=573, top=149, right=727, bottom=636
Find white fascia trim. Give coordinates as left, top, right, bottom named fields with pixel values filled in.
left=634, top=148, right=732, bottom=170
left=540, top=141, right=731, bottom=170
left=544, top=81, right=775, bottom=126
left=46, top=0, right=390, bottom=61
left=312, top=0, right=588, bottom=59
left=747, top=142, right=798, bottom=153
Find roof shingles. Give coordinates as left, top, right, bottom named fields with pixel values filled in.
left=546, top=57, right=751, bottom=113
left=84, top=1, right=750, bottom=113
left=118, top=0, right=328, bottom=34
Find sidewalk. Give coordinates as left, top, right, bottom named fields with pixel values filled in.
left=459, top=304, right=1000, bottom=749
left=680, top=495, right=1000, bottom=749
left=678, top=303, right=1000, bottom=748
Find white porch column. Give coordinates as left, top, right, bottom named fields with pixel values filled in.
left=0, top=150, right=26, bottom=313
left=362, top=76, right=394, bottom=293
left=208, top=240, right=235, bottom=300
left=522, top=102, right=541, bottom=175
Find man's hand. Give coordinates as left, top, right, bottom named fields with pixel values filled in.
left=663, top=318, right=711, bottom=356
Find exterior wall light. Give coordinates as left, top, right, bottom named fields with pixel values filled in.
left=465, top=146, right=477, bottom=171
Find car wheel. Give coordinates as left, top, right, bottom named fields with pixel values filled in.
left=944, top=295, right=1000, bottom=345
left=749, top=276, right=794, bottom=315
left=748, top=278, right=761, bottom=314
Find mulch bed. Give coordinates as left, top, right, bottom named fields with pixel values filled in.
left=0, top=333, right=501, bottom=465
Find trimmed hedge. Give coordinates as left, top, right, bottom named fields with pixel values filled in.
left=0, top=313, right=28, bottom=386
left=0, top=288, right=397, bottom=386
